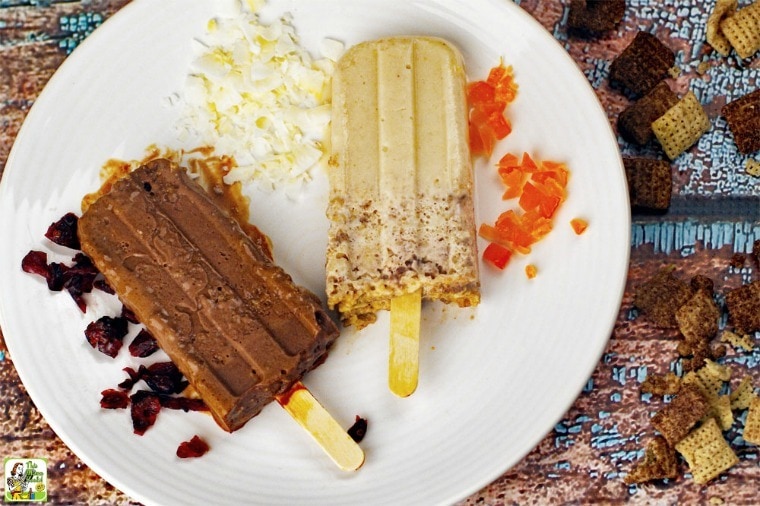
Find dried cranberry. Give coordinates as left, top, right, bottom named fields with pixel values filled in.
left=116, top=362, right=187, bottom=394
left=44, top=212, right=80, bottom=249
left=46, top=262, right=69, bottom=291
left=100, top=389, right=130, bottom=409
left=130, top=390, right=161, bottom=435
left=64, top=281, right=88, bottom=312
left=93, top=274, right=115, bottom=294
left=160, top=396, right=208, bottom=412
left=21, top=250, right=49, bottom=278
left=121, top=305, right=140, bottom=324
left=129, top=329, right=159, bottom=358
left=84, top=316, right=129, bottom=358
left=71, top=252, right=94, bottom=268
left=142, top=362, right=188, bottom=394
left=118, top=367, right=141, bottom=390
left=347, top=416, right=368, bottom=443
left=58, top=255, right=98, bottom=311
left=176, top=435, right=210, bottom=458
left=65, top=254, right=98, bottom=294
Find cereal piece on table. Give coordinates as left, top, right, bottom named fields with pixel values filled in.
left=682, top=340, right=724, bottom=372
left=675, top=290, right=721, bottom=370
left=730, top=376, right=755, bottom=411
left=623, top=157, right=672, bottom=211
left=675, top=418, right=738, bottom=484
left=567, top=0, right=625, bottom=33
left=634, top=267, right=693, bottom=328
left=720, top=1, right=760, bottom=59
left=724, top=280, right=760, bottom=334
left=706, top=0, right=738, bottom=56
left=743, top=396, right=760, bottom=444
left=682, top=372, right=715, bottom=404
left=720, top=329, right=755, bottom=352
left=711, top=343, right=727, bottom=360
left=609, top=32, right=676, bottom=96
left=722, top=89, right=760, bottom=154
left=652, top=91, right=711, bottom=160
left=640, top=372, right=682, bottom=396
left=691, top=359, right=731, bottom=397
left=623, top=157, right=673, bottom=211
left=704, top=394, right=734, bottom=431
left=747, top=159, right=760, bottom=177
left=617, top=82, right=679, bottom=145
left=690, top=274, right=714, bottom=294
left=624, top=436, right=679, bottom=484
left=675, top=290, right=720, bottom=345
left=651, top=384, right=711, bottom=446
left=730, top=252, right=747, bottom=269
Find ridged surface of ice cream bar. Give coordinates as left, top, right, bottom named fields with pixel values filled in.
left=79, top=159, right=339, bottom=432
left=326, top=36, right=480, bottom=329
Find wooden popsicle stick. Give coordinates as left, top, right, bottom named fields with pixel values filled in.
left=388, top=288, right=422, bottom=397
left=276, top=381, right=365, bottom=471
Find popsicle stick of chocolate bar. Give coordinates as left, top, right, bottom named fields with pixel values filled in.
left=276, top=382, right=365, bottom=471
left=389, top=289, right=422, bottom=397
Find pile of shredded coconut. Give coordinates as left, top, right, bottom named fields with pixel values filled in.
left=174, top=1, right=343, bottom=191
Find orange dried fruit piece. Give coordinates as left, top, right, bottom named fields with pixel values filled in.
left=467, top=63, right=518, bottom=158
left=480, top=221, right=532, bottom=255
left=533, top=161, right=569, bottom=187
left=482, top=242, right=512, bottom=270
left=480, top=152, right=570, bottom=272
left=571, top=218, right=588, bottom=235
left=467, top=80, right=496, bottom=107
left=519, top=181, right=563, bottom=218
left=498, top=166, right=526, bottom=199
left=486, top=63, right=518, bottom=104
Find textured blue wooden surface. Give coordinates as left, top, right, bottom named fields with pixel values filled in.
left=1, top=1, right=759, bottom=504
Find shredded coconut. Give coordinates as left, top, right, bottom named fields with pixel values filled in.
left=174, top=2, right=343, bottom=191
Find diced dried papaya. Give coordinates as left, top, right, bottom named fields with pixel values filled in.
left=479, top=222, right=532, bottom=255
left=468, top=62, right=518, bottom=159
left=571, top=218, right=589, bottom=235
left=487, top=64, right=518, bottom=105
left=467, top=81, right=496, bottom=107
left=487, top=111, right=512, bottom=139
left=498, top=166, right=526, bottom=199
left=520, top=152, right=539, bottom=173
left=497, top=152, right=520, bottom=168
left=482, top=242, right=512, bottom=269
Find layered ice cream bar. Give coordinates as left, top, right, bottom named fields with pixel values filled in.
left=79, top=159, right=339, bottom=432
left=326, top=36, right=480, bottom=329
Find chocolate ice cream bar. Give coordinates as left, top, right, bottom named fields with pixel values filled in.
left=79, top=159, right=339, bottom=432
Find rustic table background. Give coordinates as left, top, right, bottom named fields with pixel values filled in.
left=1, top=0, right=759, bottom=504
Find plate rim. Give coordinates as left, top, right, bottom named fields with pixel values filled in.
left=0, top=0, right=631, bottom=504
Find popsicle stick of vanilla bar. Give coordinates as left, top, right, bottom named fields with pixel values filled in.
left=276, top=382, right=365, bottom=471
left=389, top=289, right=422, bottom=397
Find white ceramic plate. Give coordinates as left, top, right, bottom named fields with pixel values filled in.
left=0, top=1, right=630, bottom=504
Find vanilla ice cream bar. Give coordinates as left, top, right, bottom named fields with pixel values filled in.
left=79, top=160, right=339, bottom=432
left=326, top=37, right=480, bottom=329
